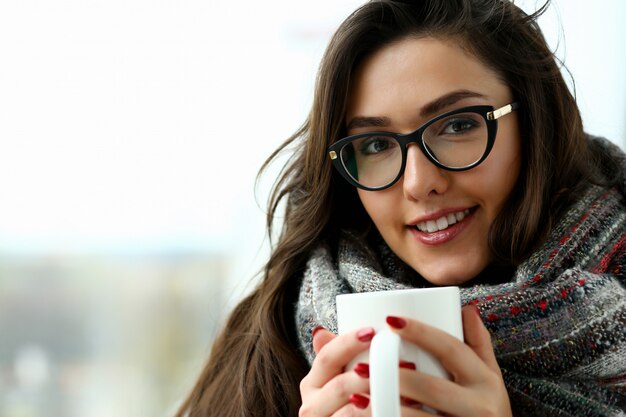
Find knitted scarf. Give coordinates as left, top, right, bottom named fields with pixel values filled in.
left=295, top=140, right=626, bottom=416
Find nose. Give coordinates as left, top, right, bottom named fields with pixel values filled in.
left=402, top=143, right=450, bottom=201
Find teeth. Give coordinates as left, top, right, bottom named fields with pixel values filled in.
left=416, top=209, right=471, bottom=233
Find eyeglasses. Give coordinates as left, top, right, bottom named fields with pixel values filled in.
left=328, top=102, right=520, bottom=191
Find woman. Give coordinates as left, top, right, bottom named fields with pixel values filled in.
left=176, top=1, right=625, bottom=416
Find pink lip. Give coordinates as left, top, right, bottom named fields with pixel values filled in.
left=407, top=207, right=476, bottom=246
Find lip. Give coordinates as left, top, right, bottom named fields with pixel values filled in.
left=407, top=206, right=476, bottom=226
left=407, top=206, right=477, bottom=246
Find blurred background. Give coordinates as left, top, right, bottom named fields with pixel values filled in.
left=0, top=1, right=624, bottom=416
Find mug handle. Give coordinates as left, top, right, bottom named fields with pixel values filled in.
left=369, top=328, right=401, bottom=417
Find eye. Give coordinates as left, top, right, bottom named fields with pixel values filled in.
left=358, top=136, right=397, bottom=155
left=440, top=118, right=481, bottom=135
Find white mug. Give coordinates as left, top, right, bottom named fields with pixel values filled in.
left=336, top=287, right=463, bottom=416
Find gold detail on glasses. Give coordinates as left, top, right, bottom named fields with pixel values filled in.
left=487, top=104, right=515, bottom=121
left=329, top=151, right=337, bottom=160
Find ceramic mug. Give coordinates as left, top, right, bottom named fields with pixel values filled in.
left=336, top=287, right=463, bottom=416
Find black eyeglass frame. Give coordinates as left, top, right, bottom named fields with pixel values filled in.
left=328, top=102, right=520, bottom=191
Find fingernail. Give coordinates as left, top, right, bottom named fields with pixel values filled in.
left=473, top=305, right=483, bottom=319
left=354, top=363, right=369, bottom=378
left=356, top=327, right=375, bottom=342
left=399, top=360, right=416, bottom=370
left=312, top=326, right=325, bottom=338
left=401, top=396, right=422, bottom=409
left=386, top=316, right=407, bottom=329
left=349, top=393, right=370, bottom=409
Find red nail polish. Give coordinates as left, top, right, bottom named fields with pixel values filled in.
left=401, top=396, right=422, bottom=408
left=354, top=363, right=370, bottom=378
left=386, top=316, right=407, bottom=329
left=312, top=326, right=325, bottom=338
left=399, top=360, right=417, bottom=370
left=349, top=393, right=370, bottom=409
left=356, top=327, right=375, bottom=342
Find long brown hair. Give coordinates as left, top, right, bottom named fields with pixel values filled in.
left=175, top=1, right=607, bottom=416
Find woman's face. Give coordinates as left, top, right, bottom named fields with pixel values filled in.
left=347, top=37, right=521, bottom=286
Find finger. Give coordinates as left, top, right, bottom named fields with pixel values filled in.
left=461, top=304, right=501, bottom=374
left=304, top=327, right=374, bottom=388
left=332, top=397, right=371, bottom=417
left=400, top=390, right=447, bottom=417
left=386, top=316, right=486, bottom=383
left=301, top=371, right=370, bottom=417
left=400, top=406, right=439, bottom=417
left=313, top=327, right=336, bottom=355
left=398, top=368, right=474, bottom=416
left=400, top=396, right=423, bottom=409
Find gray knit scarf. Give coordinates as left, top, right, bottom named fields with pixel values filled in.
left=296, top=139, right=626, bottom=416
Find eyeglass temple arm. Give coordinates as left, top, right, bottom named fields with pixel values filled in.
left=486, top=102, right=520, bottom=120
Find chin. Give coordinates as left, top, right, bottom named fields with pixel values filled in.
left=421, top=274, right=473, bottom=287
left=413, top=261, right=487, bottom=287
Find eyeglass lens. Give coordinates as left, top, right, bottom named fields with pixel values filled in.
left=339, top=111, right=489, bottom=188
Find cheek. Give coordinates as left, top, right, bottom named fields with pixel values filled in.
left=497, top=143, right=521, bottom=201
left=357, top=190, right=380, bottom=222
left=478, top=133, right=522, bottom=213
left=478, top=162, right=519, bottom=211
left=357, top=189, right=397, bottom=228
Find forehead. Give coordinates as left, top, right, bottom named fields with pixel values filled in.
left=346, top=37, right=511, bottom=120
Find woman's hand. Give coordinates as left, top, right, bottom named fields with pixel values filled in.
left=299, top=305, right=511, bottom=417
left=299, top=327, right=374, bottom=416
left=387, top=305, right=513, bottom=417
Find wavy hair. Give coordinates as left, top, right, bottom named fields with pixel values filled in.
left=175, top=1, right=606, bottom=416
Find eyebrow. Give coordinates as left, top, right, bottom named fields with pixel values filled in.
left=346, top=90, right=486, bottom=131
left=420, top=90, right=486, bottom=117
left=346, top=116, right=391, bottom=130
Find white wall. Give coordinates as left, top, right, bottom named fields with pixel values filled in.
left=536, top=0, right=626, bottom=147
left=0, top=0, right=624, bottom=302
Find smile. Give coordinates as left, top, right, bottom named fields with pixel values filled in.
left=414, top=209, right=471, bottom=233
